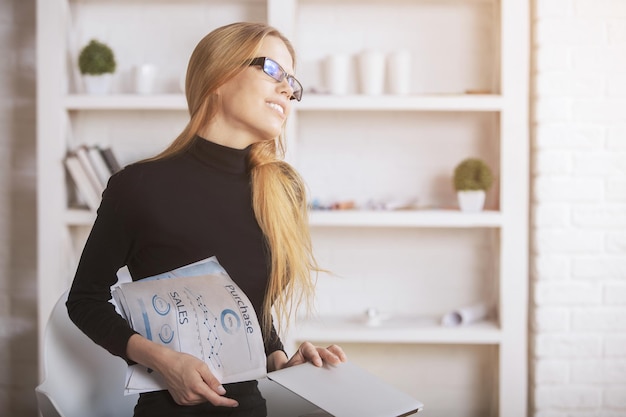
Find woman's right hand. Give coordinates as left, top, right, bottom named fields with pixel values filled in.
left=160, top=350, right=238, bottom=407
left=127, top=334, right=238, bottom=407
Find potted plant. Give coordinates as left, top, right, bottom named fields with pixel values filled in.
left=78, top=39, right=116, bottom=94
left=453, top=158, right=493, bottom=212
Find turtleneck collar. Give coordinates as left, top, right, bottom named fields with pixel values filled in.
left=190, top=135, right=252, bottom=175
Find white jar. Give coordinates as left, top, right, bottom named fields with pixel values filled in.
left=357, top=50, right=386, bottom=95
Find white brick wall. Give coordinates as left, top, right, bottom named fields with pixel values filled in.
left=532, top=0, right=626, bottom=416
left=0, top=0, right=38, bottom=416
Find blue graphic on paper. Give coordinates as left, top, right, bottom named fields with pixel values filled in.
left=184, top=287, right=224, bottom=370
left=220, top=309, right=242, bottom=335
left=158, top=324, right=174, bottom=344
left=138, top=299, right=153, bottom=341
left=152, top=295, right=170, bottom=315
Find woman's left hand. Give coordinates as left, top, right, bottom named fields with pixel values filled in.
left=282, top=342, right=347, bottom=369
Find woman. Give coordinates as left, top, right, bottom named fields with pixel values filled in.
left=66, top=22, right=346, bottom=416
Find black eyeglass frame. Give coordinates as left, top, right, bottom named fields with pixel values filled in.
left=249, top=57, right=303, bottom=101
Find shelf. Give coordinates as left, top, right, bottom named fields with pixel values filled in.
left=309, top=209, right=502, bottom=228
left=65, top=94, right=187, bottom=110
left=70, top=0, right=265, bottom=3
left=297, top=94, right=503, bottom=112
left=300, top=0, right=496, bottom=4
left=64, top=208, right=502, bottom=228
left=63, top=94, right=503, bottom=112
left=290, top=316, right=501, bottom=345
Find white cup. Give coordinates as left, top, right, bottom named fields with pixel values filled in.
left=132, top=64, right=158, bottom=94
left=387, top=50, right=411, bottom=95
left=357, top=50, right=386, bottom=95
left=324, top=54, right=351, bottom=95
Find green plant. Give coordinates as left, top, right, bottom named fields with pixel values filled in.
left=453, top=158, right=494, bottom=191
left=78, top=39, right=116, bottom=75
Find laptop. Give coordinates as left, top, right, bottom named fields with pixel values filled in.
left=258, top=361, right=423, bottom=417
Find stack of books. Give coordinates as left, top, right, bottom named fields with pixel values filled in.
left=64, top=145, right=121, bottom=210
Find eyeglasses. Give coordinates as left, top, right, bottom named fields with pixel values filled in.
left=249, top=57, right=303, bottom=101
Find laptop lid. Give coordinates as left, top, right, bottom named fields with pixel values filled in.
left=258, top=377, right=331, bottom=417
left=266, top=361, right=423, bottom=417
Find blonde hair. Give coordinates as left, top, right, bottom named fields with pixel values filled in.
left=151, top=22, right=317, bottom=339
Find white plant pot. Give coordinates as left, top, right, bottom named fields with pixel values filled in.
left=457, top=190, right=486, bottom=212
left=83, top=74, right=113, bottom=95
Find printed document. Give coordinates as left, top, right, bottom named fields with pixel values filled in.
left=112, top=257, right=267, bottom=395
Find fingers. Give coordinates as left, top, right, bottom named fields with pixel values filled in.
left=164, top=354, right=238, bottom=407
left=292, top=342, right=348, bottom=368
left=324, top=344, right=348, bottom=364
left=298, top=342, right=322, bottom=367
left=197, top=365, right=239, bottom=408
left=314, top=344, right=346, bottom=367
left=172, top=382, right=238, bottom=407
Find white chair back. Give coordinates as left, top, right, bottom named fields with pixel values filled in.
left=36, top=291, right=139, bottom=417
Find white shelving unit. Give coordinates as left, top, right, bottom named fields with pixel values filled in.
left=37, top=0, right=528, bottom=416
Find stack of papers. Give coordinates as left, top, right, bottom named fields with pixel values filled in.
left=112, top=257, right=267, bottom=395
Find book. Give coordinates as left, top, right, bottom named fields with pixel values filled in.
left=99, top=146, right=122, bottom=174
left=87, top=145, right=113, bottom=188
left=64, top=154, right=101, bottom=210
left=75, top=145, right=105, bottom=196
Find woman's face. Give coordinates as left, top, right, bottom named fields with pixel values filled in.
left=210, top=35, right=296, bottom=149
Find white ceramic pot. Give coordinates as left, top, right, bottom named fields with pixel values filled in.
left=83, top=74, right=113, bottom=95
left=387, top=50, right=411, bottom=95
left=324, top=53, right=351, bottom=95
left=357, top=50, right=385, bottom=95
left=132, top=64, right=158, bottom=94
left=457, top=190, right=486, bottom=212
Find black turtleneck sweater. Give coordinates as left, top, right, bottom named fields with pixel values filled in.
left=66, top=136, right=284, bottom=363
